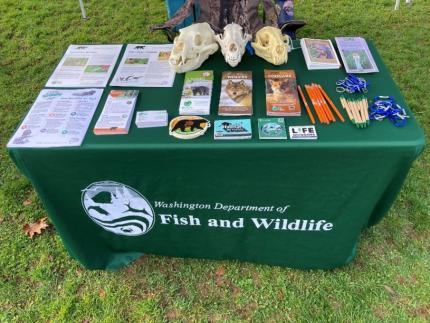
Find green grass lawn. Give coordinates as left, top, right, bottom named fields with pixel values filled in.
left=1, top=0, right=429, bottom=321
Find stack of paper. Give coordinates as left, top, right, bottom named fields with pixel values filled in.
left=300, top=38, right=341, bottom=70
left=214, top=119, right=252, bottom=140
left=135, top=110, right=168, bottom=128
left=94, top=90, right=138, bottom=135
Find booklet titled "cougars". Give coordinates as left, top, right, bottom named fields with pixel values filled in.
left=218, top=71, right=253, bottom=116
left=264, top=70, right=301, bottom=116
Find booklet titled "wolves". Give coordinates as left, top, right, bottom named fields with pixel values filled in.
left=218, top=71, right=253, bottom=116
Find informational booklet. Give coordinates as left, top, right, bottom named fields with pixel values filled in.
left=46, top=44, right=122, bottom=87
left=110, top=44, right=176, bottom=87
left=218, top=71, right=253, bottom=116
left=179, top=70, right=213, bottom=115
left=335, top=37, right=379, bottom=73
left=214, top=119, right=252, bottom=140
left=264, top=70, right=301, bottom=116
left=7, top=89, right=103, bottom=148
left=93, top=90, right=139, bottom=135
left=258, top=118, right=287, bottom=139
left=135, top=110, right=168, bottom=128
left=300, top=38, right=341, bottom=70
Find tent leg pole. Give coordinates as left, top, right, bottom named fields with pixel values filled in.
left=79, top=0, right=88, bottom=19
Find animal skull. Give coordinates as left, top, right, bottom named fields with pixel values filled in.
left=169, top=22, right=219, bottom=73
left=251, top=26, right=291, bottom=65
left=215, top=23, right=251, bottom=67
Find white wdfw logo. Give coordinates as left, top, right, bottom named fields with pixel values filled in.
left=81, top=181, right=155, bottom=236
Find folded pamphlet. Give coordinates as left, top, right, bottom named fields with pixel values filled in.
left=94, top=90, right=139, bottom=135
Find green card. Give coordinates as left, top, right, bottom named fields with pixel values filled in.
left=258, top=118, right=287, bottom=139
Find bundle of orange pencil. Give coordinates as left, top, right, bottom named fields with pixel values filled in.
left=339, top=97, right=369, bottom=128
left=301, top=84, right=345, bottom=124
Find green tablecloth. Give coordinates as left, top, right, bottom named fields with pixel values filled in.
left=8, top=42, right=425, bottom=270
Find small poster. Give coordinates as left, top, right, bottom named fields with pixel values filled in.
left=110, top=44, right=175, bottom=87
left=46, top=45, right=122, bottom=87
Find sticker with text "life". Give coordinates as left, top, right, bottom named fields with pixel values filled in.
left=289, top=125, right=318, bottom=140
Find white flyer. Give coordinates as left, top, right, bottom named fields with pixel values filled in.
left=45, top=44, right=122, bottom=87
left=110, top=44, right=175, bottom=87
left=7, top=89, right=103, bottom=148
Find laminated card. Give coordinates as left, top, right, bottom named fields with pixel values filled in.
left=7, top=89, right=103, bottom=148
left=110, top=44, right=175, bottom=87
left=214, top=119, right=252, bottom=140
left=258, top=118, right=287, bottom=139
left=46, top=45, right=122, bottom=87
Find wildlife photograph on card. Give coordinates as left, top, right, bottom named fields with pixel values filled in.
left=124, top=57, right=149, bottom=65
left=63, top=57, right=88, bottom=66
left=342, top=49, right=374, bottom=71
left=158, top=51, right=170, bottom=60
left=84, top=65, right=110, bottom=73
left=305, top=39, right=337, bottom=64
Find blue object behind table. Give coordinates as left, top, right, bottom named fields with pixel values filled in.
left=165, top=0, right=200, bottom=31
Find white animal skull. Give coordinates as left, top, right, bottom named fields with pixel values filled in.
left=169, top=22, right=219, bottom=73
left=215, top=23, right=251, bottom=67
left=251, top=26, right=291, bottom=65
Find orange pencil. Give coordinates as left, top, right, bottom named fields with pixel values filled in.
left=308, top=85, right=328, bottom=123
left=305, top=85, right=326, bottom=123
left=298, top=85, right=315, bottom=124
left=317, top=84, right=345, bottom=122
left=312, top=84, right=335, bottom=122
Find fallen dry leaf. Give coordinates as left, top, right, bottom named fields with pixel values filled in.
left=23, top=199, right=32, bottom=206
left=99, top=288, right=106, bottom=298
left=166, top=309, right=179, bottom=321
left=215, top=266, right=225, bottom=278
left=215, top=266, right=225, bottom=286
left=23, top=217, right=49, bottom=238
